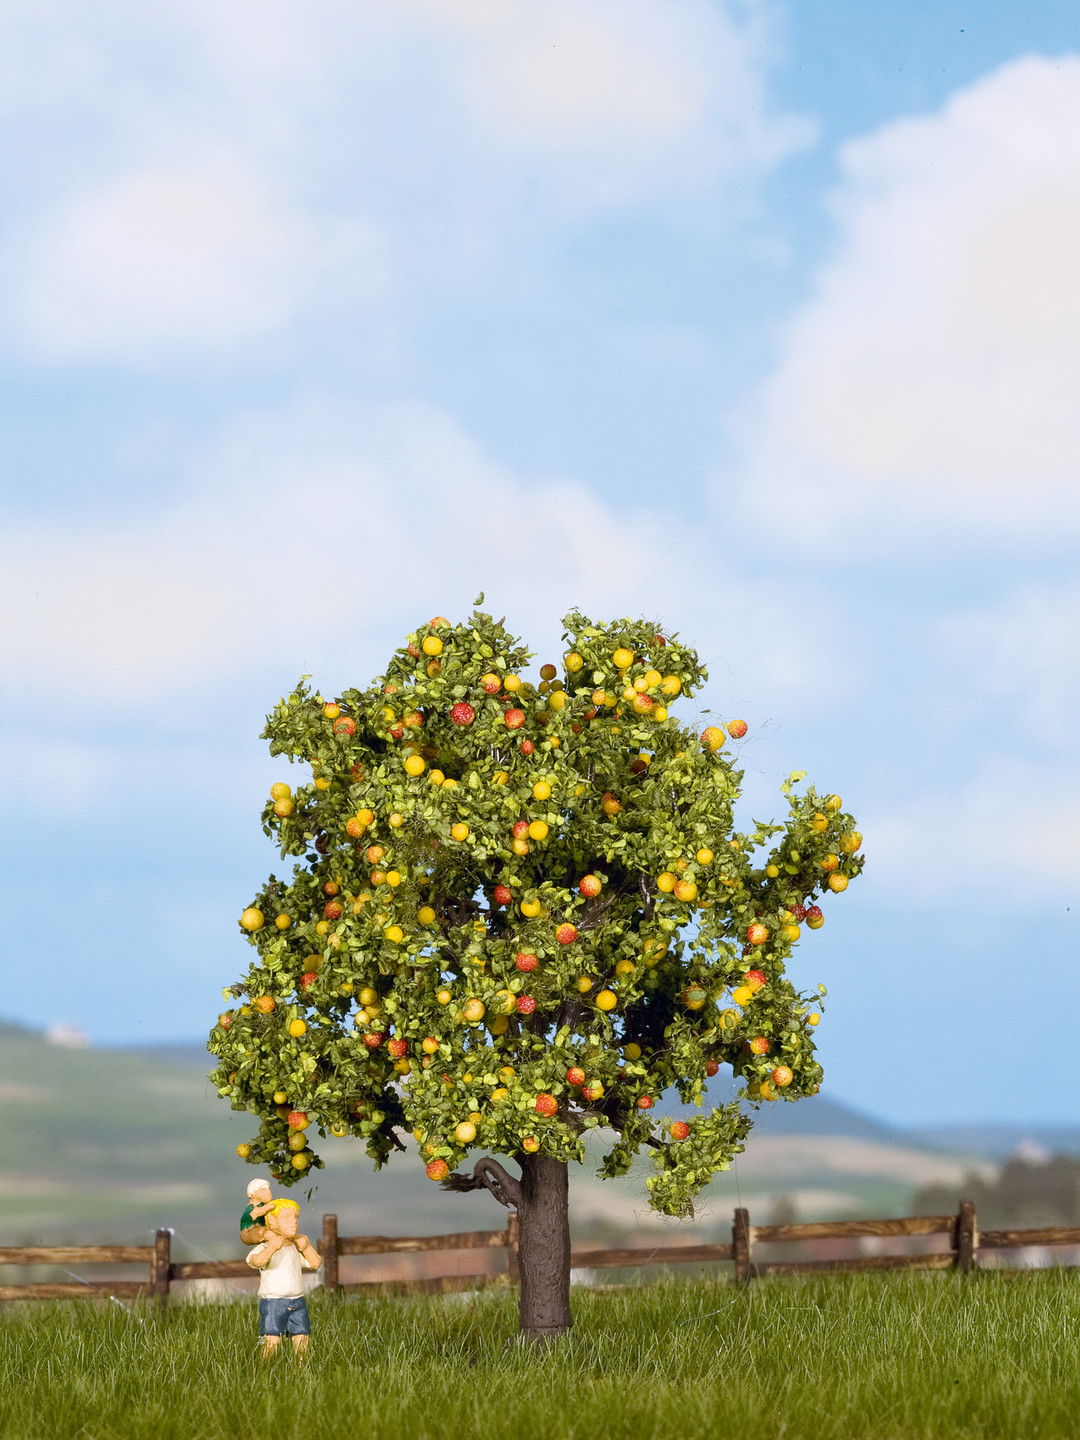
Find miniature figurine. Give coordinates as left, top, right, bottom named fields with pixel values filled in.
left=240, top=1177, right=278, bottom=1248
left=245, top=1197, right=322, bottom=1358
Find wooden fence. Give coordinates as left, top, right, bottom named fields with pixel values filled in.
left=5, top=1203, right=1080, bottom=1301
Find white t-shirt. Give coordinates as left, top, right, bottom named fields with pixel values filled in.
left=246, top=1240, right=317, bottom=1298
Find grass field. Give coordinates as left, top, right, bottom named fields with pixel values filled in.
left=3, top=1271, right=1078, bottom=1440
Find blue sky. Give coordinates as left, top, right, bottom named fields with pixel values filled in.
left=3, top=0, right=1079, bottom=1126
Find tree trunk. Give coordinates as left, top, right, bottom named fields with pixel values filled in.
left=516, top=1153, right=572, bottom=1340
left=444, top=1153, right=572, bottom=1340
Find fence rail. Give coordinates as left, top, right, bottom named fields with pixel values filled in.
left=5, top=1202, right=1080, bottom=1302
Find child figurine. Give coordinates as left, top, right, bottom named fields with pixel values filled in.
left=245, top=1198, right=322, bottom=1359
left=241, top=1178, right=278, bottom=1248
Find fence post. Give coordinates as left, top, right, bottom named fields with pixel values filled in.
left=321, top=1214, right=340, bottom=1292
left=507, top=1210, right=520, bottom=1284
left=955, top=1200, right=977, bottom=1273
left=733, top=1208, right=752, bottom=1285
left=151, top=1229, right=171, bottom=1301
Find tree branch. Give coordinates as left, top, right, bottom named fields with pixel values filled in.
left=443, top=1156, right=523, bottom=1210
left=578, top=889, right=620, bottom=932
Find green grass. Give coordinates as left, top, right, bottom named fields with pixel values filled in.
left=3, top=1271, right=1078, bottom=1440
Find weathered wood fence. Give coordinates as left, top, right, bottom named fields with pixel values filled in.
left=4, top=1203, right=1080, bottom=1301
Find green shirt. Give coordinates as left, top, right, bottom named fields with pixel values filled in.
left=241, top=1204, right=261, bottom=1231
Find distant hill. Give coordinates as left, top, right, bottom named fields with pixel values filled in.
left=0, top=1016, right=42, bottom=1041
left=0, top=1021, right=1011, bottom=1250
left=109, top=1040, right=215, bottom=1070
left=125, top=1038, right=904, bottom=1144
left=907, top=1124, right=1080, bottom=1159
left=114, top=1040, right=1080, bottom=1159
left=672, top=1076, right=902, bottom=1145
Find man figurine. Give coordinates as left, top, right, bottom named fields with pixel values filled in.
left=241, top=1178, right=279, bottom=1250
left=245, top=1197, right=322, bottom=1358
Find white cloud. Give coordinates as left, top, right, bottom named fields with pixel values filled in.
left=21, top=156, right=379, bottom=359
left=861, top=577, right=1080, bottom=909
left=935, top=579, right=1080, bottom=749
left=0, top=393, right=861, bottom=718
left=439, top=0, right=706, bottom=145
left=866, top=757, right=1080, bottom=907
left=406, top=0, right=808, bottom=193
left=734, top=56, right=1080, bottom=546
left=3, top=0, right=807, bottom=361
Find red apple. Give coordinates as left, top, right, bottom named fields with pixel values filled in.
left=512, top=820, right=530, bottom=839
left=386, top=1038, right=408, bottom=1059
left=520, top=739, right=535, bottom=755
left=450, top=702, right=475, bottom=726
left=580, top=1080, right=603, bottom=1102
left=669, top=1121, right=691, bottom=1140
left=299, top=972, right=318, bottom=991
left=746, top=922, right=769, bottom=946
left=322, top=881, right=340, bottom=897
left=555, top=923, right=578, bottom=945
left=389, top=725, right=404, bottom=740
left=332, top=716, right=356, bottom=737
left=578, top=875, right=602, bottom=898
left=515, top=952, right=538, bottom=973
left=324, top=901, right=344, bottom=921
left=287, top=1111, right=308, bottom=1130
left=788, top=903, right=807, bottom=922
left=539, top=664, right=557, bottom=681
left=566, top=1067, right=586, bottom=1086
left=426, top=1159, right=449, bottom=1181
left=705, top=1060, right=719, bottom=1077
left=516, top=995, right=537, bottom=1014
left=727, top=719, right=748, bottom=739
left=362, top=1031, right=386, bottom=1049
left=504, top=708, right=526, bottom=730
left=534, top=1094, right=558, bottom=1117
left=746, top=969, right=767, bottom=989
left=493, top=885, right=512, bottom=907
left=636, top=1095, right=654, bottom=1109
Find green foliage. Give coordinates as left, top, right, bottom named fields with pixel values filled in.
left=209, top=608, right=863, bottom=1213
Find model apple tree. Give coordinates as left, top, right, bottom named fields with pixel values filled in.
left=209, top=607, right=862, bottom=1339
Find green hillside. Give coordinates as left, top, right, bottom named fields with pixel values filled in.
left=0, top=1028, right=981, bottom=1255
left=1, top=1029, right=471, bottom=1251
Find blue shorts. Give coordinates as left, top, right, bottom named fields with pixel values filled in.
left=258, top=1296, right=311, bottom=1337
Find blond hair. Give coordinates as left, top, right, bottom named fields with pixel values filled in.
left=269, top=1198, right=300, bottom=1216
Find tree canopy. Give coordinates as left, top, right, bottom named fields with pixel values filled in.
left=209, top=607, right=862, bottom=1218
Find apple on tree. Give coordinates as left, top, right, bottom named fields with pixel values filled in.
left=211, top=605, right=861, bottom=1340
